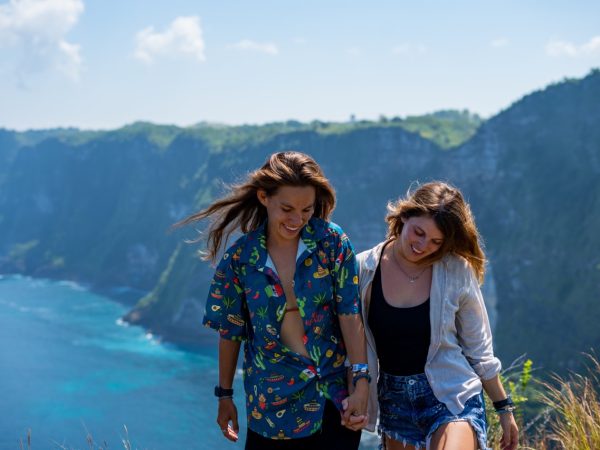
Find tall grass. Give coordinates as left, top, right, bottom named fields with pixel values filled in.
left=485, top=353, right=600, bottom=450
left=534, top=354, right=600, bottom=450
left=18, top=425, right=137, bottom=450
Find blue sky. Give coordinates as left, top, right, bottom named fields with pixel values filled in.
left=1, top=0, right=599, bottom=130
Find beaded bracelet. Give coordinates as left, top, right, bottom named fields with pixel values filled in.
left=352, top=371, right=372, bottom=386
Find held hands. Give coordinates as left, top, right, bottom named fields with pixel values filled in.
left=217, top=398, right=239, bottom=442
left=341, top=379, right=369, bottom=431
left=499, top=412, right=519, bottom=450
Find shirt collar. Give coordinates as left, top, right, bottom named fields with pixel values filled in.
left=238, top=217, right=328, bottom=267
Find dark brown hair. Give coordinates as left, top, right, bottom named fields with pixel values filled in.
left=173, top=151, right=336, bottom=262
left=386, top=181, right=486, bottom=283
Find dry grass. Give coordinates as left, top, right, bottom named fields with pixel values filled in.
left=18, top=425, right=137, bottom=450
left=486, top=353, right=600, bottom=450
left=533, top=354, right=600, bottom=450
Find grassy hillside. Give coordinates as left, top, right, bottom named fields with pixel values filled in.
left=1, top=72, right=598, bottom=372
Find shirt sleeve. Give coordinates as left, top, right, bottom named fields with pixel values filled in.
left=456, top=267, right=502, bottom=380
left=332, top=231, right=361, bottom=315
left=202, top=248, right=248, bottom=341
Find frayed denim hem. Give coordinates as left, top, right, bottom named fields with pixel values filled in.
left=426, top=418, right=491, bottom=450
left=378, top=425, right=427, bottom=450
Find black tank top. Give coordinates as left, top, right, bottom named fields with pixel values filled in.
left=367, top=259, right=431, bottom=376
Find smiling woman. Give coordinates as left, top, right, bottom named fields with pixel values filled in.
left=173, top=151, right=370, bottom=450
left=357, top=182, right=519, bottom=450
left=257, top=185, right=316, bottom=244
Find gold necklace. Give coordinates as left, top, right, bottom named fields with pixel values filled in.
left=391, top=240, right=427, bottom=283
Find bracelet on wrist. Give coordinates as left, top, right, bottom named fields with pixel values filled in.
left=496, top=406, right=516, bottom=414
left=351, top=363, right=369, bottom=373
left=214, top=385, right=234, bottom=399
left=352, top=371, right=371, bottom=386
left=492, top=395, right=514, bottom=410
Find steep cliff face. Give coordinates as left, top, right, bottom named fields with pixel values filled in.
left=0, top=131, right=213, bottom=292
left=1, top=73, right=598, bottom=371
left=126, top=73, right=600, bottom=369
left=124, top=125, right=453, bottom=344
left=123, top=125, right=505, bottom=349
left=444, top=72, right=600, bottom=369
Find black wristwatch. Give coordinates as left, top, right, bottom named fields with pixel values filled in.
left=214, top=385, right=234, bottom=398
left=493, top=394, right=514, bottom=410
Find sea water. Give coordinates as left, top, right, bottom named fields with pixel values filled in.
left=0, top=275, right=377, bottom=450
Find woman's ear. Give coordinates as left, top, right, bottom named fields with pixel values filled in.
left=257, top=189, right=268, bottom=207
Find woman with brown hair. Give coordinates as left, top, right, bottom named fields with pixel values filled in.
left=357, top=181, right=518, bottom=450
left=176, top=151, right=369, bottom=449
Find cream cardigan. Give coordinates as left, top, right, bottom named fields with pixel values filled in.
left=357, top=241, right=501, bottom=432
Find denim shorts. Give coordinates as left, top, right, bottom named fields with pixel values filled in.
left=377, top=372, right=490, bottom=450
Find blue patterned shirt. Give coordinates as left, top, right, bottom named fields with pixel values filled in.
left=203, top=217, right=360, bottom=439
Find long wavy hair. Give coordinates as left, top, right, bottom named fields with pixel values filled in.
left=173, top=151, right=336, bottom=262
left=385, top=181, right=486, bottom=283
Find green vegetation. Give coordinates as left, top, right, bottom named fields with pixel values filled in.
left=401, top=109, right=482, bottom=149
left=532, top=354, right=600, bottom=450
left=1, top=69, right=599, bottom=373
left=485, top=357, right=536, bottom=449
left=12, top=128, right=104, bottom=147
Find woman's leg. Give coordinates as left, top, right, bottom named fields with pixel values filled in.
left=428, top=421, right=477, bottom=450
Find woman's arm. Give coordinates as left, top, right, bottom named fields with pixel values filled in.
left=217, top=338, right=241, bottom=442
left=456, top=263, right=518, bottom=448
left=203, top=247, right=247, bottom=441
left=482, top=375, right=519, bottom=450
left=456, top=266, right=501, bottom=380
left=339, top=314, right=369, bottom=428
left=331, top=230, right=370, bottom=429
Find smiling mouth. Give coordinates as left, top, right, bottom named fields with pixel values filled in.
left=283, top=224, right=301, bottom=232
left=411, top=244, right=424, bottom=255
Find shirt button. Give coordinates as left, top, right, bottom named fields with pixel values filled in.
left=408, top=379, right=416, bottom=385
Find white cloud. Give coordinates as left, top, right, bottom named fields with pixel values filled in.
left=0, top=0, right=84, bottom=81
left=135, top=16, right=206, bottom=64
left=229, top=39, right=279, bottom=55
left=392, top=43, right=427, bottom=56
left=491, top=38, right=509, bottom=48
left=546, top=36, right=600, bottom=57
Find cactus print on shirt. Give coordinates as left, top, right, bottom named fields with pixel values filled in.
left=203, top=217, right=360, bottom=439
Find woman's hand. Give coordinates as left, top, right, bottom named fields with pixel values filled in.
left=341, top=379, right=369, bottom=431
left=499, top=412, right=519, bottom=450
left=481, top=376, right=519, bottom=450
left=216, top=398, right=239, bottom=442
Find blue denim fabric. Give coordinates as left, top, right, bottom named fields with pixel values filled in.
left=377, top=372, right=490, bottom=450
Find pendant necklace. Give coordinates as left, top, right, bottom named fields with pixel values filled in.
left=392, top=240, right=427, bottom=283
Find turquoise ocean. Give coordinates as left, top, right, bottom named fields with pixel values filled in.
left=0, top=276, right=377, bottom=450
